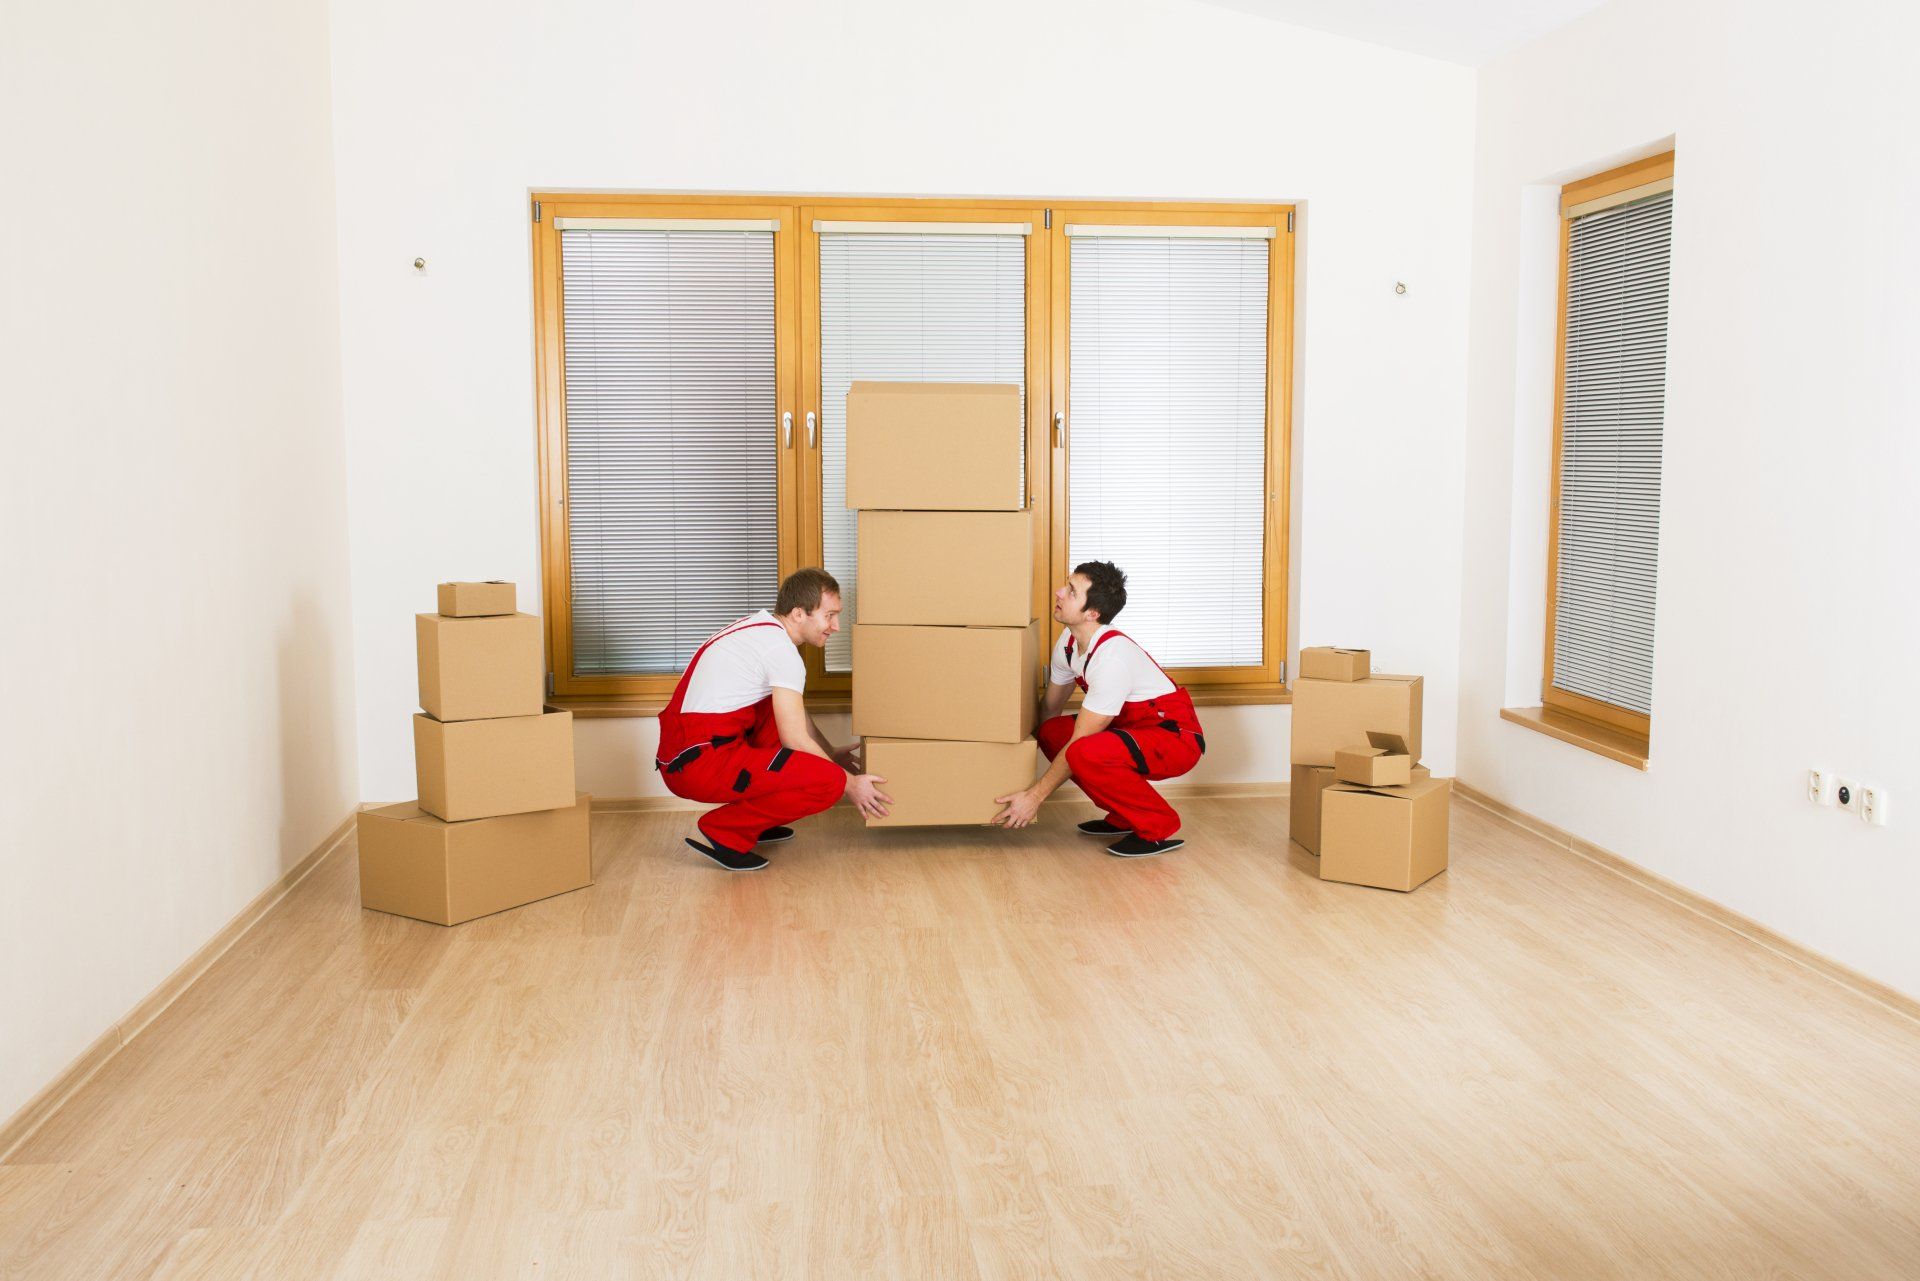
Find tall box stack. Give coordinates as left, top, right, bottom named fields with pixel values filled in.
left=357, top=582, right=592, bottom=925
left=1289, top=644, right=1450, bottom=892
left=847, top=383, right=1040, bottom=827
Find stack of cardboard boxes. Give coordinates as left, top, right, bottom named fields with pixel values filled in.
left=356, top=581, right=592, bottom=925
left=1290, top=645, right=1451, bottom=892
left=845, top=382, right=1041, bottom=826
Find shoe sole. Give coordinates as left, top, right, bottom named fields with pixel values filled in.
left=1077, top=826, right=1133, bottom=838
left=1108, top=839, right=1183, bottom=859
left=686, top=838, right=768, bottom=872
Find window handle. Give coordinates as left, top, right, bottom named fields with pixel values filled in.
left=1054, top=410, right=1066, bottom=448
left=807, top=411, right=817, bottom=449
left=782, top=411, right=793, bottom=448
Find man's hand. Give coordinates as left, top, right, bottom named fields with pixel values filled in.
left=846, top=774, right=892, bottom=820
left=833, top=742, right=864, bottom=773
left=992, top=787, right=1043, bottom=829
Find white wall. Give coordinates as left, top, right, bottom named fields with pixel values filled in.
left=328, top=0, right=1479, bottom=803
left=0, top=0, right=356, bottom=1126
left=1458, top=0, right=1920, bottom=995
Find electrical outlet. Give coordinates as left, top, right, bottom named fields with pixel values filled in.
left=1835, top=778, right=1862, bottom=815
left=1861, top=785, right=1889, bottom=827
left=1808, top=769, right=1834, bottom=806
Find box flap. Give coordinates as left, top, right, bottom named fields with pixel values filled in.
left=1326, top=777, right=1447, bottom=802
left=1365, top=730, right=1411, bottom=755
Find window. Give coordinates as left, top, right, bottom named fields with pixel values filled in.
left=1539, top=151, right=1674, bottom=750
left=532, top=195, right=1292, bottom=705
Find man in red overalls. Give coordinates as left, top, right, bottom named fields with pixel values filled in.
left=993, top=561, right=1204, bottom=857
left=657, top=568, right=892, bottom=871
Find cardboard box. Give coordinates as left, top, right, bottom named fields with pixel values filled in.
left=1334, top=731, right=1414, bottom=788
left=1293, top=760, right=1427, bottom=854
left=416, top=612, right=544, bottom=722
left=852, top=622, right=1038, bottom=743
left=413, top=710, right=576, bottom=822
left=1320, top=777, right=1451, bottom=892
left=438, top=581, right=517, bottom=617
left=862, top=738, right=1039, bottom=827
left=1290, top=674, right=1423, bottom=767
left=845, top=382, right=1024, bottom=511
left=857, top=510, right=1034, bottom=626
left=358, top=793, right=592, bottom=926
left=1299, top=646, right=1371, bottom=682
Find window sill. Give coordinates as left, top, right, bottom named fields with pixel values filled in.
left=550, top=684, right=1292, bottom=720
left=1500, top=705, right=1649, bottom=770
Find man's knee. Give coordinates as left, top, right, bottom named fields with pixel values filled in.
left=1065, top=733, right=1116, bottom=773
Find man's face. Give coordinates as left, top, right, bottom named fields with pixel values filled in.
left=789, top=592, right=842, bottom=648
left=1052, top=574, right=1097, bottom=627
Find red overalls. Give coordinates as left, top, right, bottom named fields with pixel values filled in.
left=1035, top=630, right=1206, bottom=842
left=656, top=619, right=845, bottom=855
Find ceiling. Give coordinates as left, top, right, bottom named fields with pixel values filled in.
left=1198, top=0, right=1614, bottom=65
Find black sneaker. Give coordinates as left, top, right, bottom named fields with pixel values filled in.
left=686, top=835, right=769, bottom=872
left=758, top=826, right=795, bottom=844
left=1077, top=819, right=1133, bottom=838
left=1106, top=835, right=1184, bottom=859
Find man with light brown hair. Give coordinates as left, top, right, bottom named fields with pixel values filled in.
left=655, top=568, right=891, bottom=870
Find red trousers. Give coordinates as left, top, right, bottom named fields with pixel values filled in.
left=661, top=715, right=844, bottom=854
left=1036, top=714, right=1201, bottom=842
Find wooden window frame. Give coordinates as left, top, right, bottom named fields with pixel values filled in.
left=533, top=192, right=1295, bottom=708
left=1539, top=152, right=1673, bottom=742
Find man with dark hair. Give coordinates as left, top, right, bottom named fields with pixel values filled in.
left=993, top=560, right=1205, bottom=857
left=656, top=567, right=891, bottom=871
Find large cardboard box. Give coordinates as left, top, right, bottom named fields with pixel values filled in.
left=1334, top=731, right=1414, bottom=788
left=416, top=612, right=544, bottom=722
left=863, top=738, right=1039, bottom=827
left=852, top=622, right=1038, bottom=743
left=845, top=382, right=1024, bottom=511
left=1299, top=646, right=1370, bottom=682
left=437, top=581, right=516, bottom=617
left=857, top=510, right=1033, bottom=626
left=1290, top=674, right=1423, bottom=766
left=1320, top=778, right=1451, bottom=892
left=358, top=793, right=592, bottom=926
left=1293, top=760, right=1428, bottom=855
left=414, top=710, right=576, bottom=821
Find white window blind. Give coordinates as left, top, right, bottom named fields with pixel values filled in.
left=1553, top=189, right=1672, bottom=717
left=1067, top=233, right=1268, bottom=668
left=818, top=231, right=1027, bottom=673
left=559, top=227, right=779, bottom=675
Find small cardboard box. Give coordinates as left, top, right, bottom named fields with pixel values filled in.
left=438, top=581, right=516, bottom=617
left=1320, top=777, right=1451, bottom=892
left=1292, top=760, right=1428, bottom=854
left=1334, top=731, right=1413, bottom=788
left=852, top=622, right=1038, bottom=743
left=863, top=738, right=1039, bottom=827
left=1299, top=646, right=1370, bottom=682
left=857, top=510, right=1034, bottom=626
left=416, top=612, right=544, bottom=722
left=414, top=710, right=576, bottom=822
left=845, top=382, right=1024, bottom=511
left=357, top=793, right=592, bottom=926
left=1290, top=673, right=1423, bottom=767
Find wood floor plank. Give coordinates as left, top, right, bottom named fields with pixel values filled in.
left=4, top=798, right=1920, bottom=1280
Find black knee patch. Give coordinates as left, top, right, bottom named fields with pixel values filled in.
left=768, top=747, right=792, bottom=772
left=732, top=769, right=752, bottom=793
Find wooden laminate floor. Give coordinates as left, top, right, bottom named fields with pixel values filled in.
left=4, top=797, right=1919, bottom=1280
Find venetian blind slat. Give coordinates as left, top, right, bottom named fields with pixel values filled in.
left=560, top=228, right=779, bottom=676
left=1552, top=189, right=1672, bottom=717
left=1067, top=235, right=1268, bottom=668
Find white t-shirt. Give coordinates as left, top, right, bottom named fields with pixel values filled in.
left=1049, top=626, right=1176, bottom=716
left=681, top=611, right=807, bottom=714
